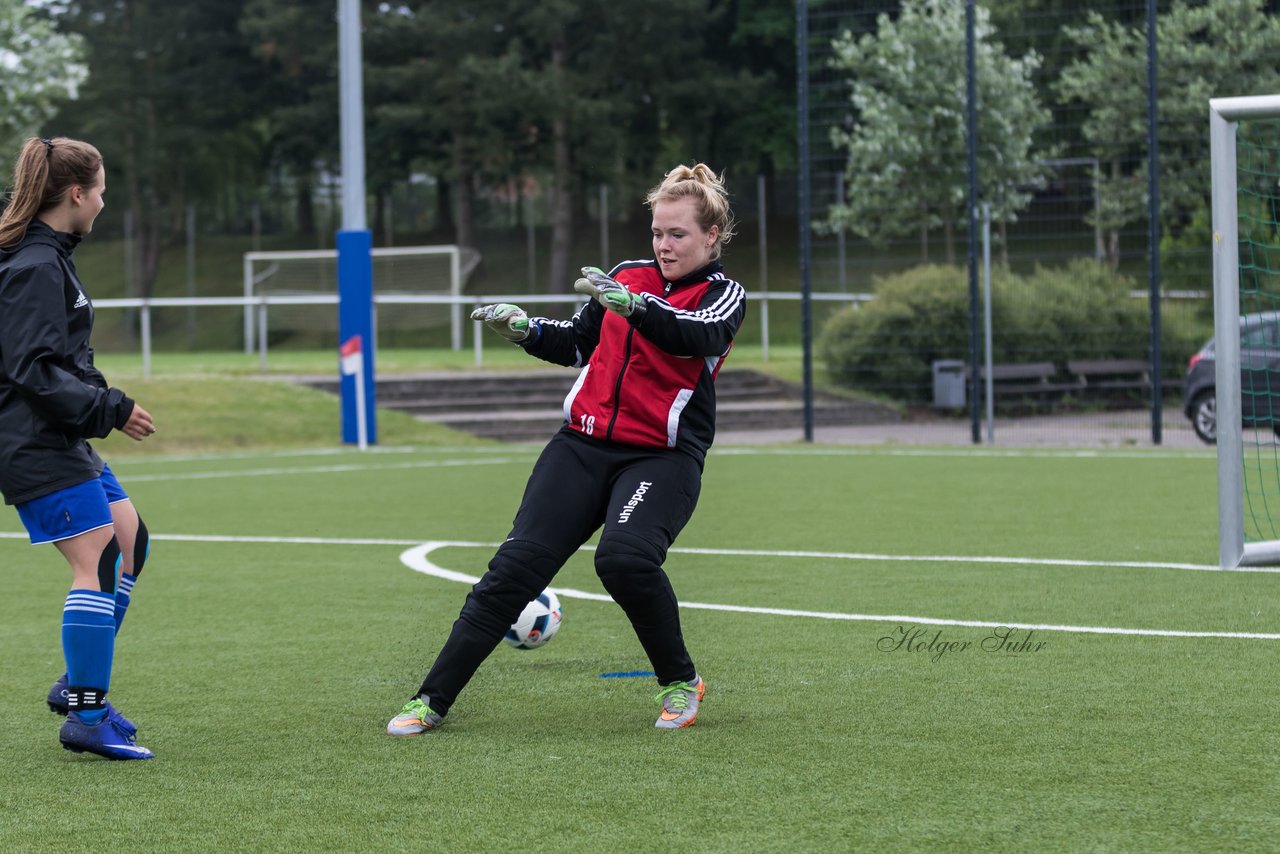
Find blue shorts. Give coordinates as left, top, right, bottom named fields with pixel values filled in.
left=15, top=464, right=130, bottom=545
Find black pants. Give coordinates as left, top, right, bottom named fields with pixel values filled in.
left=417, top=429, right=703, bottom=716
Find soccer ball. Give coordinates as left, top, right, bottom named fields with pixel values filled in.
left=504, top=590, right=562, bottom=650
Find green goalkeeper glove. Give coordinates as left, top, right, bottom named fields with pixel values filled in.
left=470, top=303, right=531, bottom=343
left=574, top=267, right=643, bottom=319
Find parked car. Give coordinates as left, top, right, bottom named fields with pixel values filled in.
left=1183, top=311, right=1280, bottom=444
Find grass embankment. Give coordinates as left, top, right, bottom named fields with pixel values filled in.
left=91, top=344, right=843, bottom=457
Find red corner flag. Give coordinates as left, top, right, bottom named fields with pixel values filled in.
left=340, top=335, right=363, bottom=376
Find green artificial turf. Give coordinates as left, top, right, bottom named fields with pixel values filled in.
left=3, top=442, right=1277, bottom=851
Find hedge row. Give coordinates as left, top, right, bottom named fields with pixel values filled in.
left=817, top=261, right=1209, bottom=403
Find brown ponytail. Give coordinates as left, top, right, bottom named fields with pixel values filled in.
left=0, top=137, right=102, bottom=248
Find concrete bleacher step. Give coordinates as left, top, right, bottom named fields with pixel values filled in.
left=298, top=368, right=898, bottom=442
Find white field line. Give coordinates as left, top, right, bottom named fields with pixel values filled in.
left=394, top=542, right=1280, bottom=639
left=99, top=443, right=1212, bottom=471
left=714, top=447, right=1214, bottom=461
left=89, top=444, right=1210, bottom=486
left=0, top=532, right=1226, bottom=571
left=116, top=457, right=525, bottom=483
left=105, top=445, right=536, bottom=466
left=3, top=533, right=1270, bottom=639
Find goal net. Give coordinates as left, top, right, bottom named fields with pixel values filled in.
left=1210, top=94, right=1280, bottom=567
left=242, top=245, right=481, bottom=352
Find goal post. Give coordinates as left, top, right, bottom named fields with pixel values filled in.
left=1210, top=94, right=1280, bottom=568
left=242, top=244, right=474, bottom=354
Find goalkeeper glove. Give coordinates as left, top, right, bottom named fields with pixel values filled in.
left=574, top=267, right=644, bottom=319
left=470, top=303, right=531, bottom=343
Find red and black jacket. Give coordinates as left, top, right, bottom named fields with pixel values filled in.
left=522, top=259, right=746, bottom=464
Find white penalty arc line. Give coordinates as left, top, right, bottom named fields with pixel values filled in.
left=3, top=530, right=1276, bottom=639
left=398, top=541, right=1280, bottom=641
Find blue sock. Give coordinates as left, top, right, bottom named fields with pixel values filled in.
left=62, top=589, right=116, bottom=725
left=115, top=573, right=138, bottom=633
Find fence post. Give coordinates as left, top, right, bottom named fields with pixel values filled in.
left=758, top=174, right=770, bottom=362
left=600, top=183, right=609, bottom=266
left=243, top=254, right=255, bottom=355
left=526, top=196, right=537, bottom=290
left=141, top=303, right=152, bottom=380
left=1146, top=0, right=1163, bottom=445
left=258, top=301, right=269, bottom=373
left=835, top=172, right=846, bottom=290
left=186, top=205, right=197, bottom=342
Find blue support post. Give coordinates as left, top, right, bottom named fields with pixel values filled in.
left=338, top=229, right=376, bottom=445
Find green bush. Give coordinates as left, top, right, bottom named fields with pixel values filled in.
left=818, top=260, right=1197, bottom=403
left=817, top=265, right=976, bottom=399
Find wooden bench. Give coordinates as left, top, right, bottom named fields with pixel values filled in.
left=1067, top=359, right=1151, bottom=392
left=966, top=362, right=1076, bottom=396
left=962, top=362, right=1080, bottom=412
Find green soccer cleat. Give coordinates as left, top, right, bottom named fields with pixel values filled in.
left=654, top=676, right=706, bottom=730
left=386, top=697, right=443, bottom=737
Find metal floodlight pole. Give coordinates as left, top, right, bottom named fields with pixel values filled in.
left=339, top=0, right=366, bottom=233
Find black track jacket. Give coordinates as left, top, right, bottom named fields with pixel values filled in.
left=0, top=220, right=134, bottom=505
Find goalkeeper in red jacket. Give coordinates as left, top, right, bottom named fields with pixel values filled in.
left=388, top=162, right=746, bottom=735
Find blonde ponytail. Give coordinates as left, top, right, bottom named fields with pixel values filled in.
left=646, top=163, right=737, bottom=260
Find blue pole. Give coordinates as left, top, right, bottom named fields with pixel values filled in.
left=338, top=229, right=376, bottom=444
left=337, top=0, right=375, bottom=445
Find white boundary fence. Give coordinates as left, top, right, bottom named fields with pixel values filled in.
left=91, top=291, right=872, bottom=378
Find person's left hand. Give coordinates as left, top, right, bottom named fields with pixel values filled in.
left=121, top=403, right=156, bottom=441
left=574, top=267, right=639, bottom=318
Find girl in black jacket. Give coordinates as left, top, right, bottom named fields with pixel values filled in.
left=0, top=137, right=157, bottom=760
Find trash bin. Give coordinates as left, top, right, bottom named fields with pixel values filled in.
left=932, top=360, right=966, bottom=408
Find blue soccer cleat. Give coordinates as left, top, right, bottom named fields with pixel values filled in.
left=59, top=711, right=154, bottom=760
left=46, top=674, right=137, bottom=739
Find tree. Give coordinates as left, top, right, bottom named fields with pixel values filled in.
left=826, top=0, right=1053, bottom=264
left=240, top=0, right=340, bottom=240
left=0, top=0, right=88, bottom=159
left=362, top=0, right=738, bottom=288
left=1057, top=0, right=1280, bottom=268
left=53, top=0, right=263, bottom=298
left=363, top=2, right=538, bottom=249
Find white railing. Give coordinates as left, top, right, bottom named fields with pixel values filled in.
left=92, top=291, right=875, bottom=377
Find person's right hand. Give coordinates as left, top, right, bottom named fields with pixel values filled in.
left=574, top=267, right=638, bottom=317
left=470, top=303, right=530, bottom=343
left=121, top=403, right=155, bottom=441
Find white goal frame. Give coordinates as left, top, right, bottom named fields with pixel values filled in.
left=242, top=245, right=468, bottom=354
left=1210, top=93, right=1280, bottom=568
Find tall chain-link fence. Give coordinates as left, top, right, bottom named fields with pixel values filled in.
left=800, top=0, right=1280, bottom=446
